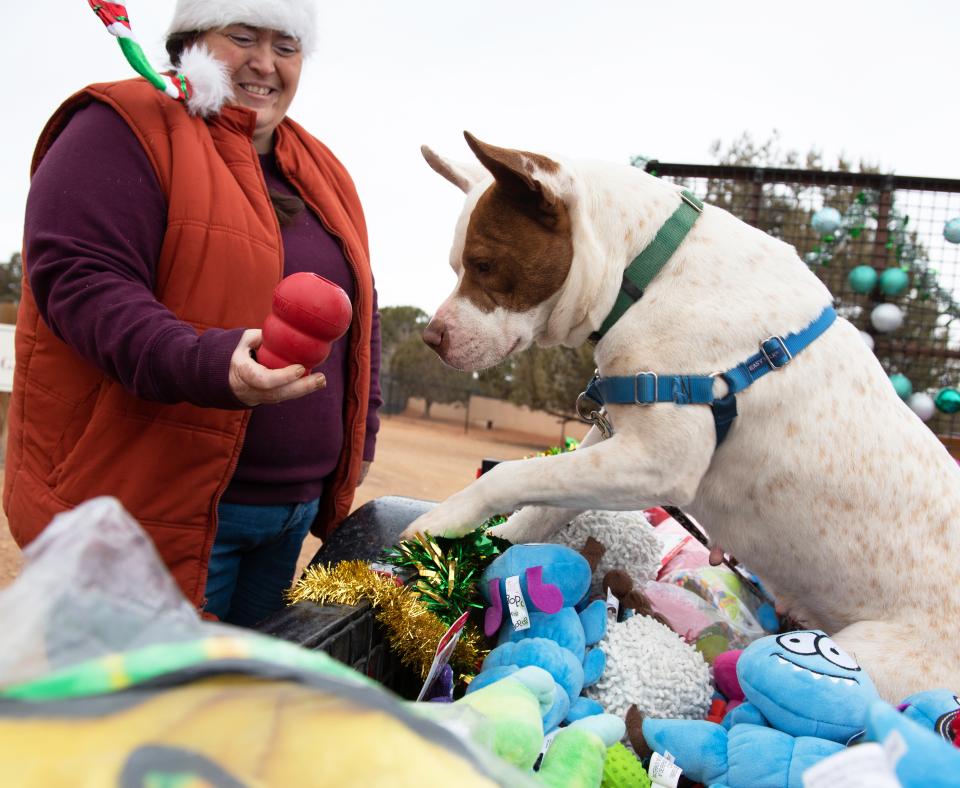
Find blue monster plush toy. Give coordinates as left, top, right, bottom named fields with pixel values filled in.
left=466, top=544, right=607, bottom=728
left=642, top=630, right=881, bottom=788
left=802, top=694, right=960, bottom=788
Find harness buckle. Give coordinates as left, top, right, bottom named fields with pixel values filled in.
left=759, top=335, right=793, bottom=370
left=635, top=372, right=658, bottom=405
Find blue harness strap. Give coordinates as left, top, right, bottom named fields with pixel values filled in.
left=583, top=305, right=837, bottom=447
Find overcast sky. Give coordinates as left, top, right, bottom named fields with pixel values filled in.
left=3, top=1, right=956, bottom=313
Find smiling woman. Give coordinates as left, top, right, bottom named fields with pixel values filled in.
left=6, top=0, right=383, bottom=629
left=169, top=24, right=304, bottom=154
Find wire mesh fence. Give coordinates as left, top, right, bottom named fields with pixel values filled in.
left=645, top=161, right=960, bottom=449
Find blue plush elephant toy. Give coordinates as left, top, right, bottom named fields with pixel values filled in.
left=642, top=629, right=882, bottom=788
left=465, top=543, right=607, bottom=729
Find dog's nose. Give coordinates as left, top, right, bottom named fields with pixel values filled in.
left=422, top=318, right=446, bottom=351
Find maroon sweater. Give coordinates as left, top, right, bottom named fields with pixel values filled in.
left=24, top=102, right=381, bottom=505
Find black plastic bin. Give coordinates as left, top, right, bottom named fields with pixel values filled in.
left=256, top=495, right=435, bottom=699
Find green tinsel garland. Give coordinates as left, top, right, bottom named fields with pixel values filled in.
left=379, top=527, right=510, bottom=626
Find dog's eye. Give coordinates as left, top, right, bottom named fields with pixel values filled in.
left=470, top=259, right=493, bottom=275
left=776, top=631, right=818, bottom=655
left=815, top=636, right=860, bottom=671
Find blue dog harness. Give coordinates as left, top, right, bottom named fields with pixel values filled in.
left=580, top=189, right=837, bottom=447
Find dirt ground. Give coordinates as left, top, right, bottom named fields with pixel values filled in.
left=0, top=415, right=556, bottom=591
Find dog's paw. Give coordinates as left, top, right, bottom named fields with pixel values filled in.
left=398, top=506, right=478, bottom=541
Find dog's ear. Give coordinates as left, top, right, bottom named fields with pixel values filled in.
left=463, top=131, right=562, bottom=212
left=421, top=145, right=486, bottom=193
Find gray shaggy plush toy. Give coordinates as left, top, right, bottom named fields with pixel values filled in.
left=549, top=510, right=662, bottom=594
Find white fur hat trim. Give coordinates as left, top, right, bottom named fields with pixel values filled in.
left=167, top=0, right=318, bottom=54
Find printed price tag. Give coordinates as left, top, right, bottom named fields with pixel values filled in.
left=648, top=751, right=682, bottom=787
left=505, top=575, right=531, bottom=631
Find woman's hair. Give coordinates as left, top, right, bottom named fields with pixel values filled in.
left=166, top=31, right=305, bottom=227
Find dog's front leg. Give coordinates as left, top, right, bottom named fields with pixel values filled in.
left=486, top=425, right=605, bottom=543
left=400, top=417, right=713, bottom=539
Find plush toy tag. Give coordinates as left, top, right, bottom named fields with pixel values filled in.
left=801, top=742, right=900, bottom=787
left=648, top=751, right=682, bottom=787
left=416, top=610, right=469, bottom=702
left=533, top=727, right=561, bottom=771
left=605, top=587, right=620, bottom=616
left=505, top=575, right=531, bottom=631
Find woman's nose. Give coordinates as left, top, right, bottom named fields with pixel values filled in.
left=247, top=43, right=277, bottom=75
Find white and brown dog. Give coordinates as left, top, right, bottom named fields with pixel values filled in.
left=401, top=132, right=960, bottom=703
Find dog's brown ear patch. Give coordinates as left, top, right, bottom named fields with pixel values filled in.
left=464, top=131, right=561, bottom=208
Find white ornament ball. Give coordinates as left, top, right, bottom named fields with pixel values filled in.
left=859, top=331, right=875, bottom=350
left=870, top=303, right=904, bottom=333
left=908, top=392, right=936, bottom=422
left=812, top=207, right=841, bottom=236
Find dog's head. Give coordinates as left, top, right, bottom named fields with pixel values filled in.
left=420, top=132, right=591, bottom=371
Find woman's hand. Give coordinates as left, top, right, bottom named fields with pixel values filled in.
left=229, top=329, right=326, bottom=406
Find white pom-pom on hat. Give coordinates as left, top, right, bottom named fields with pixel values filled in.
left=167, top=0, right=319, bottom=55
left=177, top=43, right=234, bottom=117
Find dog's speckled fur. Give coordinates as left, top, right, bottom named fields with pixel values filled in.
left=405, top=134, right=960, bottom=703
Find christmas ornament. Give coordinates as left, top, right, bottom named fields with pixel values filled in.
left=908, top=392, right=936, bottom=422
left=878, top=267, right=910, bottom=297
left=859, top=331, right=875, bottom=351
left=811, top=207, right=841, bottom=237
left=258, top=273, right=353, bottom=370
left=870, top=303, right=904, bottom=333
left=287, top=560, right=485, bottom=679
left=944, top=218, right=960, bottom=244
left=379, top=528, right=510, bottom=626
left=847, top=265, right=878, bottom=294
left=889, top=374, right=912, bottom=400
left=935, top=388, right=960, bottom=415
left=88, top=2, right=191, bottom=102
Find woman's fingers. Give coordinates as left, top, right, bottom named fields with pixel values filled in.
left=229, top=329, right=326, bottom=405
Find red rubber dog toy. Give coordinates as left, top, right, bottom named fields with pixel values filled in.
left=258, top=272, right=353, bottom=370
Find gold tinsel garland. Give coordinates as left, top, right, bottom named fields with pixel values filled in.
left=287, top=560, right=486, bottom=680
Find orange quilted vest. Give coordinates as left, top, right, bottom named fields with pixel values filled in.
left=4, top=79, right=373, bottom=607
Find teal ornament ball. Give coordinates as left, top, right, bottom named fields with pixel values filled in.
left=935, top=387, right=960, bottom=414
left=944, top=218, right=960, bottom=244
left=878, top=267, right=909, bottom=296
left=889, top=373, right=912, bottom=400
left=848, top=265, right=878, bottom=294
left=908, top=392, right=936, bottom=422
left=812, top=207, right=841, bottom=236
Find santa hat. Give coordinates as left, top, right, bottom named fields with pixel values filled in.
left=167, top=0, right=319, bottom=55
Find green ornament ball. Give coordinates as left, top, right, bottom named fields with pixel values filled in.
left=847, top=265, right=878, bottom=294
left=889, top=373, right=912, bottom=400
left=878, top=267, right=909, bottom=296
left=935, top=387, right=960, bottom=414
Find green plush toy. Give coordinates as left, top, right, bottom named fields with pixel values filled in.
left=416, top=666, right=626, bottom=787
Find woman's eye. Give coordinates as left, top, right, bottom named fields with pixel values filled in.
left=275, top=44, right=300, bottom=56
left=228, top=35, right=255, bottom=46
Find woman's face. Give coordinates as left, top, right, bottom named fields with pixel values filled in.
left=200, top=25, right=304, bottom=153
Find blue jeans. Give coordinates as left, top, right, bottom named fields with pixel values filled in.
left=205, top=498, right=320, bottom=627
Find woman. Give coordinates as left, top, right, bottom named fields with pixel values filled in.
left=5, top=0, right=381, bottom=627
